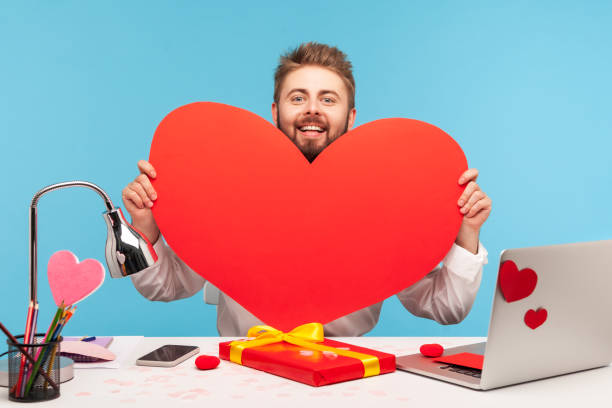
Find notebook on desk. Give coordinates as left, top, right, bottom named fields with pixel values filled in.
left=396, top=239, right=612, bottom=390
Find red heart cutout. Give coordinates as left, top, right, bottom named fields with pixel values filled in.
left=524, top=308, right=548, bottom=329
left=498, top=260, right=538, bottom=303
left=149, top=102, right=467, bottom=331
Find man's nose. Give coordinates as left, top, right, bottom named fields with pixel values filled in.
left=304, top=99, right=321, bottom=115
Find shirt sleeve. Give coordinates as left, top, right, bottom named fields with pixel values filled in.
left=396, top=242, right=488, bottom=324
left=130, top=238, right=206, bottom=301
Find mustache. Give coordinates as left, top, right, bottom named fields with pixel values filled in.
left=295, top=116, right=328, bottom=128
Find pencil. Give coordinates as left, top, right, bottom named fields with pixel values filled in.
left=20, top=302, right=38, bottom=397
left=0, top=322, right=59, bottom=392
left=24, top=303, right=67, bottom=395
left=40, top=308, right=74, bottom=389
left=13, top=301, right=34, bottom=397
left=29, top=303, right=63, bottom=368
left=42, top=343, right=59, bottom=390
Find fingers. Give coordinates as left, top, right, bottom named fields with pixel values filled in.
left=135, top=174, right=158, bottom=201
left=122, top=159, right=158, bottom=210
left=460, top=188, right=485, bottom=214
left=138, top=160, right=157, bottom=178
left=458, top=168, right=478, bottom=185
left=458, top=181, right=480, bottom=207
left=465, top=195, right=492, bottom=218
left=122, top=186, right=146, bottom=209
left=130, top=180, right=155, bottom=208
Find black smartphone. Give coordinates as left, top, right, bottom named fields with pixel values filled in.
left=135, top=345, right=200, bottom=367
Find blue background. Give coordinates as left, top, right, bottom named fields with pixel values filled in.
left=1, top=1, right=611, bottom=338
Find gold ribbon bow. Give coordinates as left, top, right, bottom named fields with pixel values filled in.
left=229, top=323, right=380, bottom=377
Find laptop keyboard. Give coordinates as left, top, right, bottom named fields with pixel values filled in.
left=438, top=364, right=482, bottom=378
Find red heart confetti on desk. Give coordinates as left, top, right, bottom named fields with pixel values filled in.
left=195, top=355, right=220, bottom=370
left=149, top=102, right=467, bottom=331
left=498, top=260, right=538, bottom=303
left=420, top=343, right=444, bottom=358
left=47, top=250, right=105, bottom=306
left=524, top=308, right=548, bottom=329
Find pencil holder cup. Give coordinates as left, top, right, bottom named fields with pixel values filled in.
left=7, top=333, right=61, bottom=402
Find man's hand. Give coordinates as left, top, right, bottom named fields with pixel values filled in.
left=454, top=168, right=492, bottom=254
left=121, top=160, right=160, bottom=244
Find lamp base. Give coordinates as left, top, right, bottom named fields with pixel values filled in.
left=0, top=356, right=74, bottom=387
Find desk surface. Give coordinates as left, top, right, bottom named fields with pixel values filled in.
left=5, top=337, right=610, bottom=407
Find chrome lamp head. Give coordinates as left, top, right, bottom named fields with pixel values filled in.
left=102, top=207, right=158, bottom=278
left=29, top=181, right=157, bottom=303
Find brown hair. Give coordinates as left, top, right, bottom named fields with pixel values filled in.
left=274, top=42, right=356, bottom=109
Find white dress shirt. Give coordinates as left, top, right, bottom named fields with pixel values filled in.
left=131, top=238, right=488, bottom=336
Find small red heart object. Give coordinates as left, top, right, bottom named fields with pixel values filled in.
left=150, top=102, right=467, bottom=330
left=498, top=260, right=538, bottom=303
left=524, top=308, right=548, bottom=329
left=195, top=355, right=220, bottom=370
left=420, top=343, right=444, bottom=358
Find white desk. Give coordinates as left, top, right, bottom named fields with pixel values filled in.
left=5, top=337, right=611, bottom=407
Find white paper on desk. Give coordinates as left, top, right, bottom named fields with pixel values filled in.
left=73, top=336, right=143, bottom=369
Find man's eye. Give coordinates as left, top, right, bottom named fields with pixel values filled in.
left=292, top=96, right=305, bottom=103
left=322, top=97, right=335, bottom=104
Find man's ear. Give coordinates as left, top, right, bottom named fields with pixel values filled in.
left=347, top=108, right=357, bottom=130
left=271, top=102, right=278, bottom=127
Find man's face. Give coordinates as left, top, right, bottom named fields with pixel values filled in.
left=272, top=65, right=356, bottom=162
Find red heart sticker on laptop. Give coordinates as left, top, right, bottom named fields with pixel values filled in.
left=498, top=260, right=538, bottom=303
left=149, top=102, right=467, bottom=331
left=524, top=308, right=548, bottom=329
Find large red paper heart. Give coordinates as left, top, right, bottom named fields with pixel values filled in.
left=524, top=308, right=548, bottom=329
left=149, top=102, right=467, bottom=331
left=47, top=250, right=105, bottom=307
left=498, top=260, right=538, bottom=303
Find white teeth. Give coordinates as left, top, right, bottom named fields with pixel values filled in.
left=300, top=125, right=324, bottom=132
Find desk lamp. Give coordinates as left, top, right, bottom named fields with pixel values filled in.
left=12, top=181, right=158, bottom=384
left=29, top=180, right=158, bottom=306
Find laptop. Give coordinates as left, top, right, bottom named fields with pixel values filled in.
left=396, top=239, right=612, bottom=390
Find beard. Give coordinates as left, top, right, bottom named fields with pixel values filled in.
left=298, top=137, right=331, bottom=163
left=277, top=110, right=350, bottom=163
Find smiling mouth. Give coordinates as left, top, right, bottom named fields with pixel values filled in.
left=298, top=125, right=326, bottom=138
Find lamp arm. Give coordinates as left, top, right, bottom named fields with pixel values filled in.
left=29, top=181, right=116, bottom=303
left=31, top=181, right=114, bottom=210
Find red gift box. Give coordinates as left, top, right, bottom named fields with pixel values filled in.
left=219, top=324, right=395, bottom=386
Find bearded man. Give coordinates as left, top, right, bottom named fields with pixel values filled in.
left=123, top=42, right=492, bottom=336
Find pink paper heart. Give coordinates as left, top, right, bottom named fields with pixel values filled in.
left=47, top=250, right=105, bottom=306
